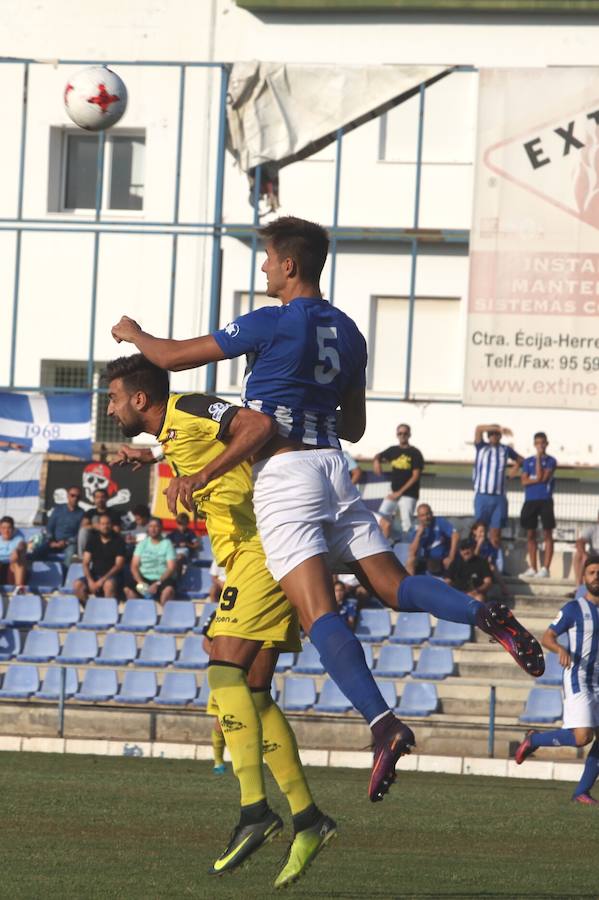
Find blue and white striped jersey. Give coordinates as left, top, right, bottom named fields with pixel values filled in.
left=213, top=297, right=367, bottom=448
left=472, top=442, right=519, bottom=495
left=550, top=597, right=599, bottom=694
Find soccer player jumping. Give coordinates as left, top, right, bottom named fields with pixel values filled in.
left=112, top=216, right=544, bottom=802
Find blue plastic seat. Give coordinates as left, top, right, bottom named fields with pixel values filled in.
left=57, top=631, right=98, bottom=664
left=193, top=677, right=212, bottom=708
left=0, top=627, right=21, bottom=660
left=390, top=612, right=431, bottom=645
left=39, top=595, right=80, bottom=629
left=78, top=597, right=118, bottom=631
left=155, top=600, right=196, bottom=634
left=136, top=634, right=176, bottom=667
left=282, top=677, right=316, bottom=711
left=429, top=620, right=472, bottom=647
left=375, top=677, right=398, bottom=709
left=62, top=562, right=84, bottom=593
left=314, top=678, right=351, bottom=713
left=75, top=668, right=118, bottom=702
left=178, top=566, right=211, bottom=599
left=275, top=652, right=295, bottom=672
left=174, top=635, right=209, bottom=670
left=196, top=541, right=214, bottom=567
left=396, top=682, right=439, bottom=717
left=35, top=666, right=78, bottom=700
left=537, top=652, right=563, bottom=687
left=361, top=643, right=374, bottom=669
left=0, top=664, right=39, bottom=698
left=413, top=647, right=454, bottom=680
left=374, top=644, right=413, bottom=678
left=96, top=632, right=138, bottom=666
left=193, top=602, right=217, bottom=634
left=355, top=609, right=391, bottom=642
left=115, top=670, right=157, bottom=704
left=29, top=560, right=63, bottom=591
left=292, top=644, right=324, bottom=675
left=520, top=687, right=563, bottom=724
left=155, top=672, right=197, bottom=706
left=18, top=630, right=60, bottom=663
left=1, top=593, right=42, bottom=627
left=115, top=599, right=158, bottom=632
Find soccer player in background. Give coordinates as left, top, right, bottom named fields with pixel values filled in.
left=514, top=555, right=599, bottom=805
left=112, top=216, right=545, bottom=803
left=106, top=354, right=335, bottom=887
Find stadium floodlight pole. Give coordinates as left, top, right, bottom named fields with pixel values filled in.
left=328, top=128, right=343, bottom=306
left=8, top=62, right=29, bottom=388
left=206, top=63, right=230, bottom=394
left=248, top=163, right=261, bottom=313
left=404, top=81, right=426, bottom=401
left=167, top=65, right=187, bottom=339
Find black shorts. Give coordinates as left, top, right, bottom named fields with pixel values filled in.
left=520, top=499, right=556, bottom=531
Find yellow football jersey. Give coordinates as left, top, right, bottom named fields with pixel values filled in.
left=157, top=393, right=261, bottom=566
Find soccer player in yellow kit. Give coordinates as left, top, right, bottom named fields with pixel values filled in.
left=105, top=353, right=335, bottom=887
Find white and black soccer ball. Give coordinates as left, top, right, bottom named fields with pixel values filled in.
left=64, top=66, right=127, bottom=131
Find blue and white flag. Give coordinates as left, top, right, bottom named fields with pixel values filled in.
left=0, top=392, right=92, bottom=459
left=0, top=450, right=43, bottom=524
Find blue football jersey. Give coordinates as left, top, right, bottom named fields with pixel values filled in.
left=213, top=297, right=367, bottom=447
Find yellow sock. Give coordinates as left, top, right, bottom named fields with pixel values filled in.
left=207, top=664, right=266, bottom=807
left=253, top=689, right=314, bottom=815
left=211, top=725, right=225, bottom=766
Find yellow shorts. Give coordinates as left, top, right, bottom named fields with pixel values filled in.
left=206, top=692, right=219, bottom=716
left=206, top=544, right=301, bottom=653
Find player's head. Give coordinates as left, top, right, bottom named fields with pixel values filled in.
left=259, top=216, right=329, bottom=297
left=487, top=425, right=502, bottom=444
left=583, top=555, right=599, bottom=596
left=105, top=353, right=169, bottom=437
left=533, top=431, right=548, bottom=452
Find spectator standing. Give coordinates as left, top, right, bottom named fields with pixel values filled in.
left=473, top=424, right=523, bottom=551
left=373, top=425, right=424, bottom=540
left=0, top=516, right=27, bottom=592
left=43, top=485, right=85, bottom=568
left=73, top=513, right=126, bottom=602
left=127, top=517, right=177, bottom=604
left=520, top=432, right=557, bottom=579
left=406, top=503, right=459, bottom=576
left=446, top=538, right=493, bottom=603
left=573, top=514, right=599, bottom=590
left=342, top=450, right=363, bottom=486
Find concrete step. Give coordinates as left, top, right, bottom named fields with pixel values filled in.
left=503, top=576, right=575, bottom=597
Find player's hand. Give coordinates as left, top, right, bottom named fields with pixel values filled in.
left=115, top=445, right=154, bottom=471
left=558, top=647, right=572, bottom=668
left=164, top=473, right=207, bottom=515
left=112, top=316, right=142, bottom=344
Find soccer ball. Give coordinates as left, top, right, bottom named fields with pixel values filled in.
left=64, top=66, right=127, bottom=131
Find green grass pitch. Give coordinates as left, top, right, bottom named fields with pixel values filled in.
left=2, top=751, right=597, bottom=898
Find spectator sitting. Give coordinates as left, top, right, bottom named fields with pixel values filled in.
left=406, top=503, right=459, bottom=576
left=334, top=579, right=359, bottom=632
left=168, top=512, right=200, bottom=561
left=573, top=511, right=599, bottom=590
left=471, top=519, right=509, bottom=598
left=40, top=485, right=85, bottom=568
left=126, top=517, right=177, bottom=605
left=446, top=538, right=493, bottom=603
left=0, top=515, right=27, bottom=593
left=123, top=503, right=151, bottom=557
left=73, top=513, right=126, bottom=603
left=208, top=559, right=226, bottom=603
left=77, top=487, right=122, bottom=557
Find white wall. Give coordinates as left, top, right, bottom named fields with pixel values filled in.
left=1, top=1, right=599, bottom=463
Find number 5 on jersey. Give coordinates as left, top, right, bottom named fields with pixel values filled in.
left=315, top=326, right=340, bottom=384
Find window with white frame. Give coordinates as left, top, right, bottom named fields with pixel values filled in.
left=40, top=359, right=122, bottom=444
left=369, top=296, right=462, bottom=398
left=57, top=130, right=145, bottom=212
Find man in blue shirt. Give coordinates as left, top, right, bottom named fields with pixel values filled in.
left=43, top=485, right=85, bottom=568
left=472, top=423, right=523, bottom=552
left=406, top=503, right=458, bottom=575
left=519, top=432, right=557, bottom=579
left=112, top=215, right=545, bottom=810
left=515, top=555, right=599, bottom=805
left=0, top=516, right=27, bottom=591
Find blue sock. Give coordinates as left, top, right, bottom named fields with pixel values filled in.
left=309, top=612, right=389, bottom=727
left=574, top=739, right=599, bottom=797
left=399, top=576, right=480, bottom=625
left=529, top=728, right=578, bottom=749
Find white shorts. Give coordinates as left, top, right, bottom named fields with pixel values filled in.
left=378, top=495, right=417, bottom=533
left=252, top=448, right=391, bottom=583
left=562, top=686, right=599, bottom=729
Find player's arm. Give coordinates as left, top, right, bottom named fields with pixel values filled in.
left=337, top=384, right=366, bottom=443
left=164, top=407, right=277, bottom=514
left=541, top=626, right=571, bottom=667
left=115, top=445, right=161, bottom=470
left=111, top=317, right=226, bottom=371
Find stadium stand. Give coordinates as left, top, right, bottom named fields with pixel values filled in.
left=429, top=620, right=471, bottom=647
left=275, top=652, right=295, bottom=672
left=0, top=593, right=42, bottom=627
left=115, top=599, right=158, bottom=632
left=193, top=602, right=216, bottom=634
left=390, top=611, right=431, bottom=644
left=36, top=666, right=78, bottom=700
left=78, top=597, right=119, bottom=631
left=155, top=672, right=198, bottom=706
left=292, top=643, right=324, bottom=675
left=177, top=565, right=212, bottom=599
left=96, top=633, right=138, bottom=666
left=194, top=676, right=211, bottom=708
left=173, top=635, right=209, bottom=669
left=519, top=688, right=563, bottom=724
left=375, top=678, right=398, bottom=709
left=115, top=671, right=157, bottom=704
left=18, top=630, right=59, bottom=663
left=413, top=647, right=454, bottom=680
left=537, top=652, right=563, bottom=687
left=355, top=608, right=391, bottom=642
left=62, top=563, right=84, bottom=593
left=57, top=631, right=98, bottom=664
left=397, top=682, right=439, bottom=717
left=75, top=669, right=118, bottom=702
left=282, top=677, right=316, bottom=711
left=38, top=595, right=80, bottom=629
left=29, top=561, right=63, bottom=592
left=0, top=664, right=39, bottom=699
left=314, top=678, right=352, bottom=713
left=0, top=627, right=20, bottom=660
left=374, top=644, right=413, bottom=678
left=136, top=634, right=177, bottom=667
left=155, top=600, right=196, bottom=634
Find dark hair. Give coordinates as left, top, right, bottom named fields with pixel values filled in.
left=0, top=515, right=14, bottom=527
left=176, top=512, right=190, bottom=526
left=103, top=354, right=169, bottom=404
left=68, top=485, right=81, bottom=493
left=470, top=520, right=486, bottom=534
left=132, top=504, right=150, bottom=519
left=97, top=512, right=113, bottom=523
left=259, top=216, right=329, bottom=284
left=148, top=517, right=162, bottom=529
left=94, top=488, right=108, bottom=498
left=533, top=432, right=548, bottom=441
left=584, top=555, right=599, bottom=572
left=460, top=538, right=475, bottom=551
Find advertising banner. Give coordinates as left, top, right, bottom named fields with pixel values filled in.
left=464, top=68, right=599, bottom=409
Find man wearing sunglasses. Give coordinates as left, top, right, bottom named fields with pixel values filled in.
left=38, top=485, right=85, bottom=569
left=373, top=424, right=424, bottom=540
left=473, top=424, right=523, bottom=552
